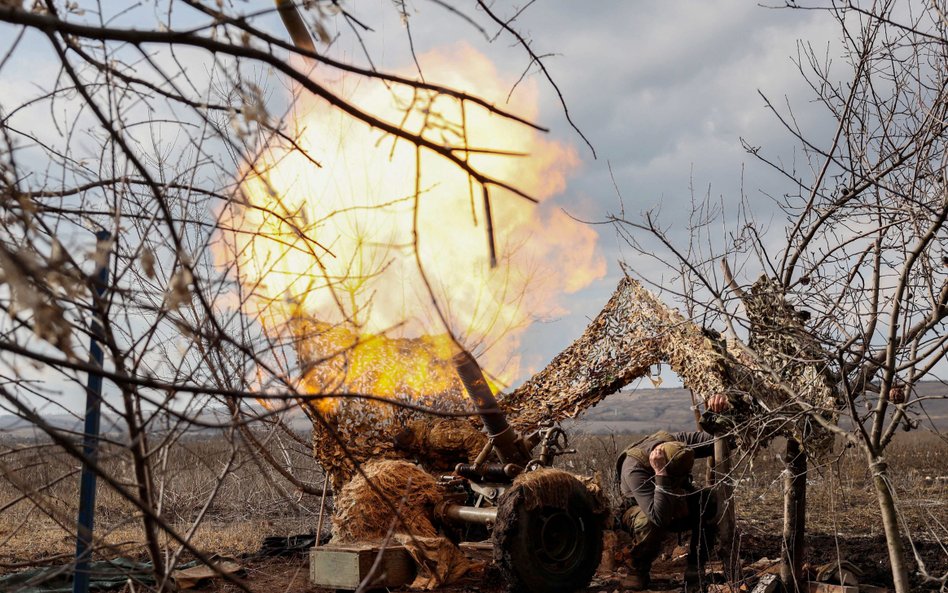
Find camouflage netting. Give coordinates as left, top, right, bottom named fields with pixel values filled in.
left=745, top=276, right=838, bottom=406
left=741, top=275, right=841, bottom=451
left=331, top=459, right=443, bottom=541
left=508, top=468, right=608, bottom=516
left=504, top=276, right=840, bottom=452
left=499, top=276, right=779, bottom=440
left=331, top=459, right=479, bottom=589
left=502, top=277, right=733, bottom=426
left=299, top=275, right=841, bottom=488
left=393, top=418, right=488, bottom=473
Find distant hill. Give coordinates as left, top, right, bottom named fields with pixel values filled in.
left=567, top=381, right=948, bottom=434
left=0, top=408, right=310, bottom=442
left=0, top=413, right=126, bottom=439
left=1, top=383, right=945, bottom=441
left=566, top=387, right=699, bottom=434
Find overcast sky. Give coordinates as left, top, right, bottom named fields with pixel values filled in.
left=262, top=1, right=843, bottom=380
left=346, top=1, right=841, bottom=379
left=0, top=1, right=851, bottom=408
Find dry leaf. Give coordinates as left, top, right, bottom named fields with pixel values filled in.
left=141, top=247, right=156, bottom=279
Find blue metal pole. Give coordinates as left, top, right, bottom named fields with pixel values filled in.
left=73, top=230, right=111, bottom=593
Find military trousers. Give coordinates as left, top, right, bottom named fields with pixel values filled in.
left=620, top=486, right=718, bottom=571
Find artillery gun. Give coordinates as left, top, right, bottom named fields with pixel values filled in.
left=435, top=351, right=607, bottom=593
left=268, top=6, right=608, bottom=589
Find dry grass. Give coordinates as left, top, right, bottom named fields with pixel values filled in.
left=566, top=430, right=948, bottom=587
left=0, top=432, right=328, bottom=572
left=730, top=432, right=948, bottom=543
left=1, top=428, right=945, bottom=587
left=566, top=431, right=948, bottom=542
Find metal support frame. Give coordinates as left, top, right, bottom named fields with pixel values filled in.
left=73, top=230, right=112, bottom=593
left=437, top=503, right=498, bottom=526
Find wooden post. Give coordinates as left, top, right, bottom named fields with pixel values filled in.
left=314, top=475, right=329, bottom=547
left=712, top=437, right=739, bottom=583
left=781, top=438, right=807, bottom=592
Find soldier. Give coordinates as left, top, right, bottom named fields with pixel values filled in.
left=616, top=393, right=729, bottom=591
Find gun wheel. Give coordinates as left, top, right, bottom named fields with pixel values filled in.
left=492, top=470, right=604, bottom=593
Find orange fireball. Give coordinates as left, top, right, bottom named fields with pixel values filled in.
left=220, top=43, right=605, bottom=406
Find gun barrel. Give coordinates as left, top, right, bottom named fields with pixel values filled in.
left=437, top=503, right=498, bottom=525
left=274, top=0, right=316, bottom=53
left=452, top=350, right=509, bottom=437
left=452, top=350, right=530, bottom=466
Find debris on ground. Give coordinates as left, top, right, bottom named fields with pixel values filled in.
left=815, top=560, right=863, bottom=586
left=0, top=556, right=246, bottom=593
left=393, top=534, right=484, bottom=590
left=172, top=556, right=245, bottom=590
left=0, top=558, right=154, bottom=593
left=255, top=534, right=328, bottom=557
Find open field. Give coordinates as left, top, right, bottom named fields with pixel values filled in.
left=1, top=427, right=946, bottom=590
left=0, top=431, right=330, bottom=571
left=570, top=431, right=948, bottom=589
left=567, top=382, right=948, bottom=435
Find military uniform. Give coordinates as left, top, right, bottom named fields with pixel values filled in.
left=616, top=431, right=718, bottom=590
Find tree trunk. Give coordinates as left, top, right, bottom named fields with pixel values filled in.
left=868, top=455, right=911, bottom=593
left=780, top=438, right=806, bottom=592
left=712, top=438, right=739, bottom=583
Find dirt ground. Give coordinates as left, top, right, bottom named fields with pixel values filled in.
left=203, top=529, right=948, bottom=593
left=3, top=433, right=946, bottom=591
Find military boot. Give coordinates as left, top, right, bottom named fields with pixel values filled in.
left=684, top=537, right=703, bottom=591
left=622, top=559, right=654, bottom=591
left=683, top=562, right=704, bottom=592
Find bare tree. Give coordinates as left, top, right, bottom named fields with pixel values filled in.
left=0, top=1, right=577, bottom=590
left=611, top=2, right=948, bottom=591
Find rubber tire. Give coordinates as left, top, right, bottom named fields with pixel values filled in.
left=492, top=472, right=603, bottom=593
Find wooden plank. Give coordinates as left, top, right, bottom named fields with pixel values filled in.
left=459, top=541, right=493, bottom=552
left=859, top=586, right=890, bottom=593
left=310, top=544, right=415, bottom=590
left=751, top=574, right=779, bottom=593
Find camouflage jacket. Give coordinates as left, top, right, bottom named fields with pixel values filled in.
left=617, top=431, right=714, bottom=529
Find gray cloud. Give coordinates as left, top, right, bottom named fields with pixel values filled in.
left=0, top=1, right=854, bottom=390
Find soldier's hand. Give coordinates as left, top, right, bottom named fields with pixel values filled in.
left=649, top=447, right=668, bottom=476
left=707, top=393, right=730, bottom=413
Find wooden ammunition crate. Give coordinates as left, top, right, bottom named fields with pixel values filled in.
left=309, top=544, right=415, bottom=590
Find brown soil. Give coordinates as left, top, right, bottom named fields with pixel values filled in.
left=738, top=531, right=948, bottom=591
left=215, top=557, right=314, bottom=593
left=203, top=528, right=948, bottom=593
